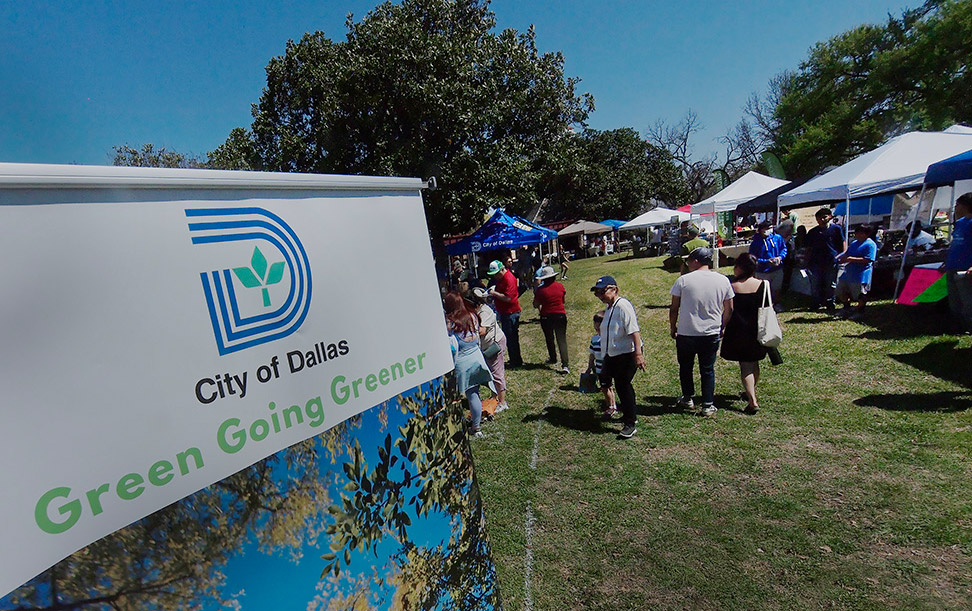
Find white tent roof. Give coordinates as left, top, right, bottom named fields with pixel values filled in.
left=779, top=129, right=972, bottom=207
left=620, top=207, right=690, bottom=229
left=557, top=220, right=613, bottom=237
left=690, top=171, right=789, bottom=214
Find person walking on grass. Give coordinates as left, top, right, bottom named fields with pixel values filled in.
left=749, top=220, right=787, bottom=311
left=670, top=247, right=734, bottom=418
left=592, top=276, right=645, bottom=439
left=942, top=193, right=972, bottom=333
left=586, top=310, right=618, bottom=420
left=559, top=243, right=570, bottom=279
left=468, top=287, right=509, bottom=414
left=720, top=254, right=766, bottom=414
left=487, top=259, right=523, bottom=367
left=443, top=292, right=494, bottom=438
left=533, top=265, right=569, bottom=373
left=835, top=225, right=877, bottom=321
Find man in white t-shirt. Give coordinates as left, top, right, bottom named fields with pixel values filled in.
left=669, top=247, right=734, bottom=417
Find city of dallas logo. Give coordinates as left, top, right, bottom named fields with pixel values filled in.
left=186, top=208, right=312, bottom=355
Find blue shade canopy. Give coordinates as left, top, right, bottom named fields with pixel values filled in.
left=599, top=219, right=628, bottom=228
left=832, top=194, right=894, bottom=216
left=924, top=148, right=972, bottom=187
left=446, top=209, right=557, bottom=255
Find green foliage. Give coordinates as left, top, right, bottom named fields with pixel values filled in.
left=111, top=144, right=204, bottom=169
left=5, top=425, right=361, bottom=611
left=210, top=0, right=592, bottom=242
left=555, top=128, right=689, bottom=219
left=769, top=0, right=972, bottom=179
left=322, top=382, right=498, bottom=611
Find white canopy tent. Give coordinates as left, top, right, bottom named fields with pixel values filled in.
left=690, top=171, right=790, bottom=214
left=690, top=171, right=790, bottom=266
left=779, top=128, right=972, bottom=243
left=620, top=207, right=690, bottom=230
left=779, top=129, right=972, bottom=208
left=557, top=220, right=613, bottom=237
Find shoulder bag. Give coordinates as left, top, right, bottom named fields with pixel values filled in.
left=756, top=280, right=783, bottom=348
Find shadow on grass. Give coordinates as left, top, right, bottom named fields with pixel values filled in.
left=854, top=391, right=972, bottom=412
left=888, top=340, right=972, bottom=389
left=642, top=304, right=671, bottom=310
left=841, top=300, right=952, bottom=340
left=784, top=315, right=836, bottom=325
left=636, top=393, right=745, bottom=416
left=521, top=405, right=614, bottom=435
left=507, top=362, right=549, bottom=371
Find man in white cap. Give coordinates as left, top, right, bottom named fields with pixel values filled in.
left=488, top=259, right=523, bottom=367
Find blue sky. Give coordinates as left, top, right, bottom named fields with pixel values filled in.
left=0, top=0, right=912, bottom=166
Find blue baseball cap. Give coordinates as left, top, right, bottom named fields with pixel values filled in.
left=590, top=276, right=617, bottom=291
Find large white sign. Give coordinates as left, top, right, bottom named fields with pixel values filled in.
left=0, top=166, right=453, bottom=597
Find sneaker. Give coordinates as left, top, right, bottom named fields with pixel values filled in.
left=495, top=402, right=509, bottom=413
left=561, top=365, right=570, bottom=374
left=700, top=404, right=717, bottom=417
left=618, top=424, right=637, bottom=439
left=744, top=404, right=760, bottom=415
left=739, top=390, right=749, bottom=402
left=545, top=358, right=557, bottom=365
left=601, top=406, right=618, bottom=421
left=773, top=303, right=784, bottom=313
left=677, top=396, right=695, bottom=410
left=470, top=428, right=484, bottom=438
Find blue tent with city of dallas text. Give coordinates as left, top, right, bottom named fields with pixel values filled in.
left=446, top=209, right=558, bottom=255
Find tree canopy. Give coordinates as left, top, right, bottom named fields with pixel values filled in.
left=211, top=0, right=592, bottom=242
left=760, top=0, right=972, bottom=179
left=555, top=128, right=688, bottom=220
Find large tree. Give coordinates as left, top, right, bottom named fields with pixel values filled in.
left=212, top=0, right=592, bottom=243
left=762, top=0, right=972, bottom=179
left=555, top=128, right=688, bottom=220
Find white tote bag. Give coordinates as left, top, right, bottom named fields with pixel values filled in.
left=756, top=280, right=783, bottom=348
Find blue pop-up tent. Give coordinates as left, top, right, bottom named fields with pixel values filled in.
left=446, top=209, right=558, bottom=255
left=832, top=194, right=894, bottom=217
left=924, top=148, right=972, bottom=187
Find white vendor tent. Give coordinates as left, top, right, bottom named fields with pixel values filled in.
left=690, top=171, right=790, bottom=214
left=557, top=220, right=613, bottom=237
left=778, top=128, right=972, bottom=208
left=620, top=207, right=690, bottom=229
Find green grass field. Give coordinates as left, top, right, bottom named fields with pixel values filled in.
left=472, top=253, right=972, bottom=610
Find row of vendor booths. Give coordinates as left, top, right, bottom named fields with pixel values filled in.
left=445, top=124, right=972, bottom=299
left=682, top=125, right=972, bottom=300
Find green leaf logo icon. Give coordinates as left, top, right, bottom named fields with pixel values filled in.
left=232, top=246, right=286, bottom=307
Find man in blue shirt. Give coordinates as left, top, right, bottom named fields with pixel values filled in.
left=835, top=225, right=878, bottom=320
left=749, top=220, right=788, bottom=311
left=803, top=207, right=845, bottom=311
left=943, top=193, right=972, bottom=332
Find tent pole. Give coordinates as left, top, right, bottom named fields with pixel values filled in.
left=949, top=185, right=957, bottom=239
left=712, top=200, right=720, bottom=268
left=893, top=184, right=927, bottom=302
left=844, top=195, right=851, bottom=245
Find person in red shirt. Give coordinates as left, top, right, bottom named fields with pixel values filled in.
left=488, top=259, right=523, bottom=367
left=532, top=265, right=569, bottom=373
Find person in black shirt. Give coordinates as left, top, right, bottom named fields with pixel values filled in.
left=803, top=208, right=845, bottom=311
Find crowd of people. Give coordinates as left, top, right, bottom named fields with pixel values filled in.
left=442, top=196, right=972, bottom=439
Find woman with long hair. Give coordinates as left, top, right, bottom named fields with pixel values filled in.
left=720, top=253, right=767, bottom=413
left=443, top=291, right=494, bottom=436
left=467, top=287, right=509, bottom=413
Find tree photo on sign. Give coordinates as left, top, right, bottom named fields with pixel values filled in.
left=0, top=378, right=499, bottom=611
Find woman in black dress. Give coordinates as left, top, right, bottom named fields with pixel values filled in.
left=721, top=253, right=767, bottom=413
